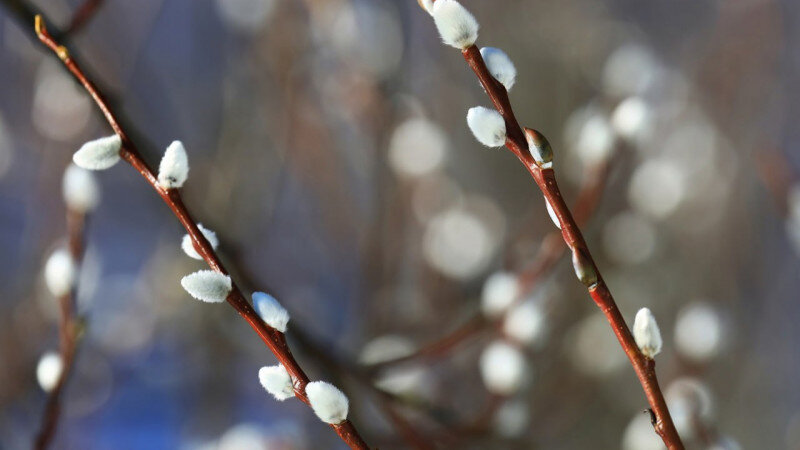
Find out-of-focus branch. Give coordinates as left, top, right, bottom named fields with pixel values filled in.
left=370, top=161, right=609, bottom=371
left=65, top=0, right=104, bottom=35
left=32, top=14, right=370, bottom=449
left=33, top=210, right=87, bottom=450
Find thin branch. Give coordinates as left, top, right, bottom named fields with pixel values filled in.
left=457, top=44, right=684, bottom=449
left=32, top=15, right=370, bottom=449
left=33, top=210, right=87, bottom=450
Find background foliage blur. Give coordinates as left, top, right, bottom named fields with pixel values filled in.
left=0, top=0, right=797, bottom=448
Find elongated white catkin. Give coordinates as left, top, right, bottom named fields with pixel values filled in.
left=158, top=141, right=189, bottom=189
left=467, top=106, right=506, bottom=147
left=480, top=47, right=517, bottom=91
left=432, top=0, right=479, bottom=49
left=44, top=249, right=76, bottom=297
left=63, top=164, right=100, bottom=213
left=36, top=351, right=63, bottom=392
left=180, top=270, right=231, bottom=303
left=305, top=381, right=349, bottom=424
left=258, top=365, right=294, bottom=401
left=73, top=135, right=122, bottom=170
left=633, top=307, right=662, bottom=358
left=252, top=292, right=290, bottom=332
left=181, top=224, right=219, bottom=260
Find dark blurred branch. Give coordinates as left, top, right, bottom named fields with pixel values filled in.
left=65, top=0, right=104, bottom=35
left=31, top=13, right=371, bottom=449
left=34, top=207, right=88, bottom=449
left=371, top=161, right=609, bottom=372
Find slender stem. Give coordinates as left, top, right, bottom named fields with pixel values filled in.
left=34, top=15, right=370, bottom=449
left=459, top=44, right=685, bottom=449
left=33, top=209, right=86, bottom=450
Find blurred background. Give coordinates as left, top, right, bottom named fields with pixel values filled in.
left=0, top=0, right=796, bottom=448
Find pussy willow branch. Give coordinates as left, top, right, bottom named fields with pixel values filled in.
left=33, top=16, right=370, bottom=450
left=34, top=209, right=87, bottom=450
left=458, top=44, right=684, bottom=448
left=370, top=161, right=609, bottom=371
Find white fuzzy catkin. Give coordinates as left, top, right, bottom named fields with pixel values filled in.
left=181, top=224, right=219, bottom=260
left=481, top=271, right=520, bottom=318
left=62, top=164, right=100, bottom=213
left=73, top=134, right=122, bottom=170
left=258, top=365, right=294, bottom=401
left=467, top=107, right=506, bottom=147
left=36, top=351, right=63, bottom=392
left=305, top=381, right=349, bottom=424
left=180, top=270, right=232, bottom=303
left=633, top=308, right=662, bottom=358
left=158, top=141, right=189, bottom=189
left=252, top=292, right=290, bottom=332
left=432, top=0, right=478, bottom=49
left=479, top=341, right=527, bottom=395
left=480, top=47, right=517, bottom=91
left=545, top=198, right=561, bottom=230
left=44, top=249, right=76, bottom=297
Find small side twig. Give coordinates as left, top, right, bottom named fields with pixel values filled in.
left=33, top=14, right=370, bottom=449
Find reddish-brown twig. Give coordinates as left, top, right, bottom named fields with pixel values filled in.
left=34, top=210, right=87, bottom=450
left=455, top=44, right=684, bottom=449
left=33, top=15, right=370, bottom=449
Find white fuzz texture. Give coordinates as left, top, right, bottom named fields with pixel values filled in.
left=633, top=308, right=662, bottom=358
left=158, top=141, right=189, bottom=189
left=44, top=249, right=76, bottom=297
left=62, top=164, right=100, bottom=213
left=479, top=341, right=527, bottom=395
left=305, top=381, right=349, bottom=424
left=480, top=47, right=517, bottom=91
left=180, top=270, right=232, bottom=303
left=545, top=198, right=561, bottom=230
left=432, top=0, right=478, bottom=49
left=253, top=292, right=290, bottom=332
left=36, top=351, right=63, bottom=392
left=481, top=272, right=520, bottom=318
left=73, top=134, right=122, bottom=170
left=181, top=224, right=219, bottom=260
left=503, top=299, right=546, bottom=346
left=467, top=107, right=506, bottom=147
left=258, top=365, right=294, bottom=401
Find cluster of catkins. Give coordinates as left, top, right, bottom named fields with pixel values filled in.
left=66, top=134, right=351, bottom=425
